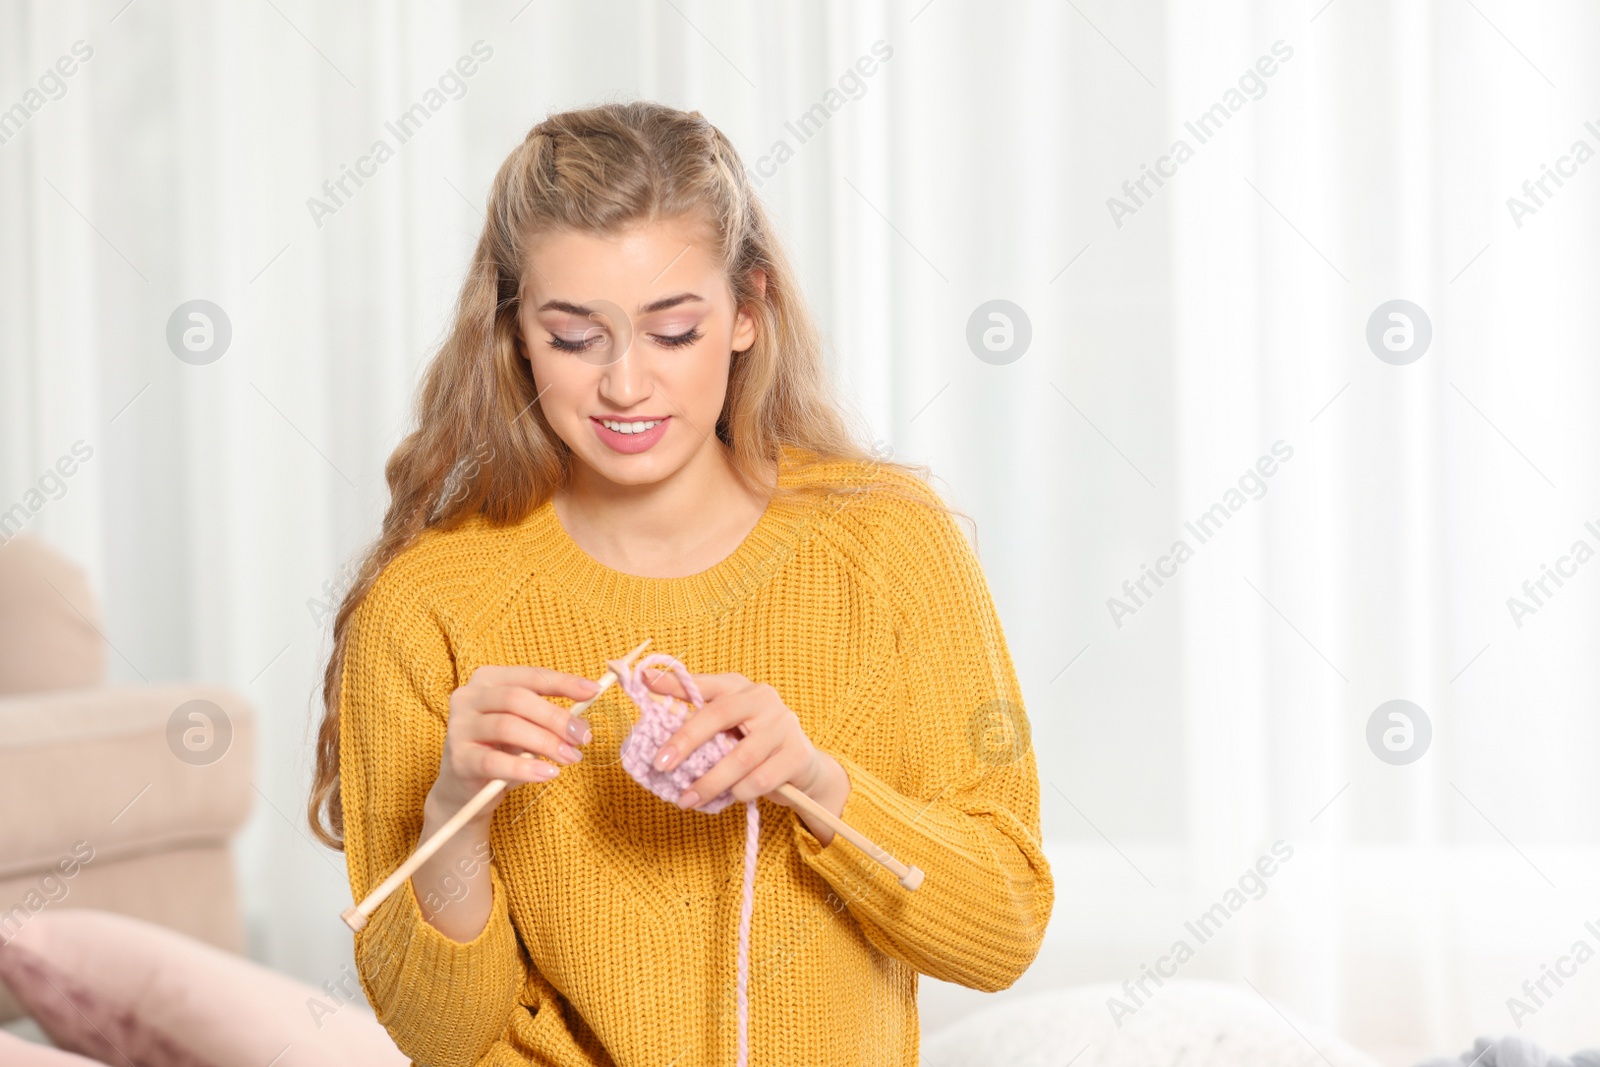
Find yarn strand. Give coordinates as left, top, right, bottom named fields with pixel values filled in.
left=738, top=798, right=757, bottom=1067
left=609, top=652, right=760, bottom=1066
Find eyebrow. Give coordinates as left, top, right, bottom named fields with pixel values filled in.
left=536, top=292, right=706, bottom=316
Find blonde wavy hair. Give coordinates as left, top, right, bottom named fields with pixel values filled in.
left=308, top=100, right=951, bottom=850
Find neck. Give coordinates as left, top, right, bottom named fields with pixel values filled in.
left=554, top=439, right=776, bottom=578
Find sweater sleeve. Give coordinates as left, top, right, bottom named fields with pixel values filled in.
left=791, top=481, right=1056, bottom=993
left=339, top=573, right=533, bottom=1066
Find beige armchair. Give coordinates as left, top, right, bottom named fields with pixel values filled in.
left=0, top=534, right=255, bottom=1024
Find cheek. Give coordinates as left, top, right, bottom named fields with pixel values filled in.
left=677, top=348, right=733, bottom=416
left=526, top=354, right=585, bottom=417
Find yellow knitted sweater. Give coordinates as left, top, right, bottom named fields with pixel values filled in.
left=339, top=446, right=1054, bottom=1067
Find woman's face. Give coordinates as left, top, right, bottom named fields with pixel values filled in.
left=517, top=215, right=760, bottom=488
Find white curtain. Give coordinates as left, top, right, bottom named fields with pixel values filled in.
left=4, top=1, right=1598, bottom=1062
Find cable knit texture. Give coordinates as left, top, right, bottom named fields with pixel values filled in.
left=339, top=445, right=1055, bottom=1067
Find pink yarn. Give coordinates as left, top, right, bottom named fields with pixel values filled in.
left=606, top=653, right=758, bottom=1067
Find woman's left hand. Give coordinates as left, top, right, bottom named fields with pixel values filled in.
left=642, top=669, right=847, bottom=820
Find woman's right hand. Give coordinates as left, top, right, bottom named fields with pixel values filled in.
left=426, top=665, right=601, bottom=820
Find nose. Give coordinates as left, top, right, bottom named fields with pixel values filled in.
left=595, top=317, right=647, bottom=408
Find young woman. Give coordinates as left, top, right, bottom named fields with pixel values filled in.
left=308, top=101, right=1053, bottom=1067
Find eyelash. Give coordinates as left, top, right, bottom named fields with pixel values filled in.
left=547, top=327, right=703, bottom=353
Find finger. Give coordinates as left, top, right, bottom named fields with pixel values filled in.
left=640, top=671, right=752, bottom=764
left=468, top=665, right=600, bottom=701
left=640, top=665, right=688, bottom=700
left=643, top=670, right=749, bottom=704
left=465, top=685, right=592, bottom=746
left=467, top=709, right=582, bottom=765
left=729, top=750, right=809, bottom=805
left=471, top=746, right=562, bottom=784
left=681, top=732, right=785, bottom=808
left=652, top=694, right=748, bottom=773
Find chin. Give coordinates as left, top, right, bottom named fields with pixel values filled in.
left=575, top=442, right=680, bottom=483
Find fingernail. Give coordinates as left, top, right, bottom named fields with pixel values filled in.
left=676, top=789, right=699, bottom=809
left=533, top=762, right=559, bottom=780
left=653, top=747, right=675, bottom=771
left=557, top=744, right=581, bottom=764
left=567, top=719, right=586, bottom=743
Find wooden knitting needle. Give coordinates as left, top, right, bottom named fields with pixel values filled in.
left=341, top=639, right=652, bottom=932
left=772, top=781, right=925, bottom=891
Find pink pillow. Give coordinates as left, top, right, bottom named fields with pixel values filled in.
left=0, top=1030, right=106, bottom=1066
left=0, top=909, right=408, bottom=1067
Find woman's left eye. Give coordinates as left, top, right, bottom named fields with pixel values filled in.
left=653, top=327, right=702, bottom=349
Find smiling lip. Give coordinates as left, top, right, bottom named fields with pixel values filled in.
left=590, top=415, right=670, bottom=455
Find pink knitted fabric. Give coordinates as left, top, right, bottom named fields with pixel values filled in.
left=607, top=653, right=758, bottom=1067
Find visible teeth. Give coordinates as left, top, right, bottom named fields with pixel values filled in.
left=600, top=418, right=661, bottom=435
